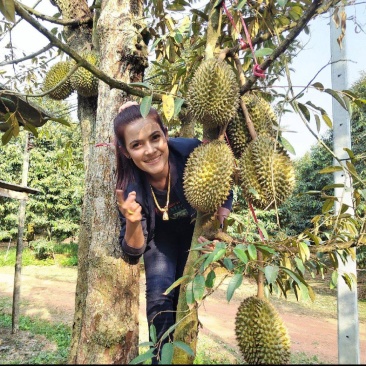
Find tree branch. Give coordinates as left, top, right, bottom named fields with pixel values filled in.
left=0, top=44, right=53, bottom=66
left=240, top=0, right=339, bottom=94
left=13, top=0, right=163, bottom=102
left=21, top=2, right=93, bottom=26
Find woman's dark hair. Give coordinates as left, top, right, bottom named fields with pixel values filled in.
left=113, top=105, right=166, bottom=190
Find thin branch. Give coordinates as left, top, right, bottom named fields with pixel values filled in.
left=21, top=2, right=93, bottom=26
left=0, top=44, right=53, bottom=66
left=240, top=0, right=337, bottom=95
left=13, top=0, right=163, bottom=102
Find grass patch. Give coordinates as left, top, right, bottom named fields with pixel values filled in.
left=0, top=245, right=78, bottom=268
left=0, top=310, right=71, bottom=364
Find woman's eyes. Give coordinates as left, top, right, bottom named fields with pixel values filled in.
left=152, top=134, right=161, bottom=141
left=130, top=134, right=162, bottom=149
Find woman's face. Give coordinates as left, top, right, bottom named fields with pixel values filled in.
left=123, top=117, right=169, bottom=179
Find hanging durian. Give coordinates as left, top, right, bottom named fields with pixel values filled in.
left=235, top=296, right=291, bottom=364
left=183, top=140, right=234, bottom=213
left=238, top=135, right=295, bottom=209
left=227, top=93, right=278, bottom=159
left=186, top=58, right=240, bottom=128
left=70, top=52, right=99, bottom=97
left=43, top=61, right=74, bottom=100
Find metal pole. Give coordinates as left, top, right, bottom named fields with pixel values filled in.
left=330, top=6, right=360, bottom=364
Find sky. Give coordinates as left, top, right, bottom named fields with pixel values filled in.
left=279, top=4, right=366, bottom=159
left=1, top=1, right=366, bottom=160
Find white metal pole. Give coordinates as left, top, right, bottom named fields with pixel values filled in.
left=330, top=6, right=360, bottom=364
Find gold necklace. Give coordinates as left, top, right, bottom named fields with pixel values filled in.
left=150, top=171, right=171, bottom=221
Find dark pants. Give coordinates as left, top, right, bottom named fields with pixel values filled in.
left=143, top=216, right=194, bottom=364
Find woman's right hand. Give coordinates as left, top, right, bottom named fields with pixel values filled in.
left=116, top=189, right=142, bottom=222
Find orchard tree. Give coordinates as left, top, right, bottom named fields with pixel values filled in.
left=1, top=0, right=365, bottom=364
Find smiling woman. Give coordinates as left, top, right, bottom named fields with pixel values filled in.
left=112, top=102, right=233, bottom=364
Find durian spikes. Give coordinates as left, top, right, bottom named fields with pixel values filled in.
left=43, top=61, right=74, bottom=100
left=186, top=58, right=240, bottom=128
left=183, top=140, right=234, bottom=213
left=238, top=135, right=295, bottom=210
left=235, top=296, right=291, bottom=364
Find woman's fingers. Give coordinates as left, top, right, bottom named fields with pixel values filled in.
left=116, top=190, right=142, bottom=220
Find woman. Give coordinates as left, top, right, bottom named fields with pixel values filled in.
left=114, top=101, right=232, bottom=363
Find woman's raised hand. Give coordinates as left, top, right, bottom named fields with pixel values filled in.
left=116, top=189, right=142, bottom=222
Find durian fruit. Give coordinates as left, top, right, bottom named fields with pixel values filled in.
left=235, top=296, right=291, bottom=364
left=183, top=140, right=234, bottom=213
left=227, top=93, right=278, bottom=159
left=43, top=61, right=74, bottom=100
left=186, top=58, right=240, bottom=128
left=238, top=135, right=295, bottom=210
left=70, top=52, right=99, bottom=97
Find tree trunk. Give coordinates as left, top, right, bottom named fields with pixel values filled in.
left=68, top=0, right=148, bottom=363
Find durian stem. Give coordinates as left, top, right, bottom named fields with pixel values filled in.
left=233, top=53, right=246, bottom=87
left=248, top=201, right=265, bottom=299
left=240, top=97, right=257, bottom=141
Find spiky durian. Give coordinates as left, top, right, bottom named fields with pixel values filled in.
left=238, top=135, right=295, bottom=210
left=186, top=58, right=240, bottom=128
left=235, top=296, right=291, bottom=364
left=183, top=140, right=234, bottom=213
left=43, top=61, right=73, bottom=100
left=227, top=93, right=278, bottom=159
left=70, top=52, right=99, bottom=97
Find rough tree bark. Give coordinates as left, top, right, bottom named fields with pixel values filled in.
left=55, top=0, right=148, bottom=363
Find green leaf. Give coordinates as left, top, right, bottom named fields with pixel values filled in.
left=1, top=126, right=13, bottom=145
left=227, top=273, right=243, bottom=302
left=160, top=342, right=174, bottom=364
left=23, top=122, right=39, bottom=137
left=140, top=95, right=152, bottom=118
left=254, top=48, right=273, bottom=58
left=172, top=341, right=194, bottom=356
left=294, top=257, right=305, bottom=275
left=236, top=0, right=248, bottom=9
left=315, top=114, right=321, bottom=133
left=129, top=81, right=152, bottom=89
left=324, top=88, right=347, bottom=110
left=298, top=241, right=310, bottom=261
left=264, top=265, right=279, bottom=284
left=223, top=257, right=234, bottom=271
left=49, top=117, right=71, bottom=127
left=298, top=102, right=310, bottom=121
left=163, top=275, right=189, bottom=295
left=129, top=349, right=156, bottom=364
left=205, top=270, right=216, bottom=288
left=322, top=113, right=333, bottom=128
left=319, top=166, right=343, bottom=174
left=174, top=97, right=185, bottom=117
left=193, top=274, right=205, bottom=301
left=233, top=244, right=248, bottom=264
left=149, top=323, right=157, bottom=344
left=247, top=244, right=257, bottom=260
left=312, top=82, right=324, bottom=91
left=322, top=198, right=334, bottom=213
left=0, top=0, right=15, bottom=23
left=278, top=135, right=296, bottom=155
left=277, top=0, right=287, bottom=7
left=256, top=244, right=276, bottom=255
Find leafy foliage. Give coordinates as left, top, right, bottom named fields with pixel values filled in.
left=0, top=122, right=84, bottom=242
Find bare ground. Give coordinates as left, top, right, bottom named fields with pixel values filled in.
left=0, top=265, right=365, bottom=364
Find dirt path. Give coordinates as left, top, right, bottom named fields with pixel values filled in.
left=0, top=265, right=365, bottom=364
